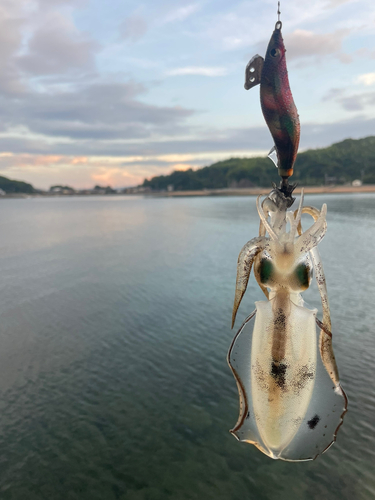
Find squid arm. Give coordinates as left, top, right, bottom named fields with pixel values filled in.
left=294, top=206, right=345, bottom=388
left=294, top=204, right=327, bottom=255
left=232, top=236, right=266, bottom=328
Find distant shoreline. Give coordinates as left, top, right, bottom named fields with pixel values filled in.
left=2, top=184, right=375, bottom=199
left=146, top=185, right=375, bottom=197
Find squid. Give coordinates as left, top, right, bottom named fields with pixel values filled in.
left=228, top=187, right=347, bottom=461
left=228, top=4, right=347, bottom=461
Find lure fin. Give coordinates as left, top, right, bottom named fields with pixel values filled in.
left=267, top=145, right=279, bottom=168
left=244, top=55, right=264, bottom=90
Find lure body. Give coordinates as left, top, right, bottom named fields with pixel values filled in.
left=245, top=22, right=300, bottom=179
left=228, top=190, right=347, bottom=461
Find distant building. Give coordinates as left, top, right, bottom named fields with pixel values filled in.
left=50, top=185, right=76, bottom=195
left=92, top=185, right=116, bottom=194
left=352, top=179, right=362, bottom=187
left=123, top=186, right=152, bottom=194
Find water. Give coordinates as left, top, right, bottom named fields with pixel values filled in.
left=0, top=194, right=373, bottom=500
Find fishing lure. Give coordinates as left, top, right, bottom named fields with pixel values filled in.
left=244, top=5, right=299, bottom=185
left=228, top=6, right=347, bottom=461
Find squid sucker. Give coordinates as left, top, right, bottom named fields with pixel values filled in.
left=228, top=7, right=347, bottom=462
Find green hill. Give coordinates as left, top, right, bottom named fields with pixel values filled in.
left=0, top=175, right=35, bottom=194
left=142, top=136, right=375, bottom=190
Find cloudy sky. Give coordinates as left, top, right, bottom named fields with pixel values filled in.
left=0, top=0, right=375, bottom=189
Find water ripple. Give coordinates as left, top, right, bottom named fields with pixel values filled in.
left=0, top=195, right=373, bottom=499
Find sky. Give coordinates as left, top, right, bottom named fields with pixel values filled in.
left=0, top=0, right=375, bottom=189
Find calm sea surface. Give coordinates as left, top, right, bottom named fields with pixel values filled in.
left=0, top=194, right=374, bottom=500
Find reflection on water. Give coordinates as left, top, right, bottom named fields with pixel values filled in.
left=0, top=194, right=374, bottom=500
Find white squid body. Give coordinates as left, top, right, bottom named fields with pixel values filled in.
left=228, top=190, right=347, bottom=461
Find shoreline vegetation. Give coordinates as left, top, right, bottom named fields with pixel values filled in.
left=141, top=184, right=375, bottom=197
left=1, top=136, right=375, bottom=197
left=140, top=136, right=375, bottom=193
left=2, top=184, right=375, bottom=199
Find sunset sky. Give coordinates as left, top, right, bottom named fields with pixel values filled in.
left=0, top=0, right=375, bottom=189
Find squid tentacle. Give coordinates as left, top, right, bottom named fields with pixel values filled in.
left=256, top=196, right=278, bottom=240
left=259, top=197, right=277, bottom=237
left=289, top=188, right=304, bottom=241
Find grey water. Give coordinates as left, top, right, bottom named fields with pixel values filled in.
left=0, top=193, right=374, bottom=500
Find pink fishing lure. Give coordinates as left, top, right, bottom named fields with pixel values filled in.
left=245, top=21, right=300, bottom=180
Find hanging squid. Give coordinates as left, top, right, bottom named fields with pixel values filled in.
left=228, top=4, right=347, bottom=461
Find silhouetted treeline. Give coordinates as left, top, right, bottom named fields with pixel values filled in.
left=142, top=136, right=375, bottom=190
left=0, top=176, right=35, bottom=194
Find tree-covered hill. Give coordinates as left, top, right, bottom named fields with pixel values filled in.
left=142, top=136, right=375, bottom=191
left=0, top=175, right=35, bottom=194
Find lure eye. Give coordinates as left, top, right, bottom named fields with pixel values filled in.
left=270, top=48, right=280, bottom=58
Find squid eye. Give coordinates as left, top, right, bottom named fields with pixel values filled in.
left=294, top=263, right=311, bottom=289
left=270, top=48, right=280, bottom=58
left=259, top=258, right=274, bottom=284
